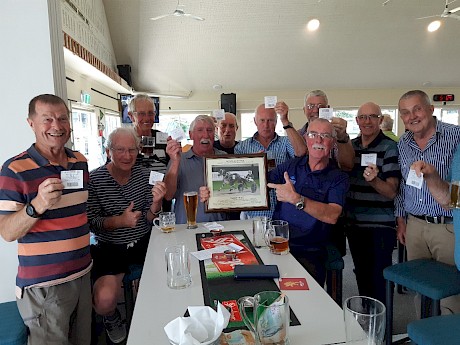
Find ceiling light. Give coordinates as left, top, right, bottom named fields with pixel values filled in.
left=307, top=19, right=320, bottom=32
left=213, top=84, right=222, bottom=90
left=427, top=20, right=441, bottom=32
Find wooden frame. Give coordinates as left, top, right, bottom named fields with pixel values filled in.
left=204, top=153, right=269, bottom=213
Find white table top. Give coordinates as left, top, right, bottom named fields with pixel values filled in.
left=127, top=220, right=346, bottom=345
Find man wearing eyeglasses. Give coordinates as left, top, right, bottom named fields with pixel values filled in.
left=395, top=90, right=460, bottom=315
left=345, top=102, right=401, bottom=304
left=128, top=94, right=171, bottom=212
left=299, top=90, right=354, bottom=171
left=266, top=118, right=349, bottom=285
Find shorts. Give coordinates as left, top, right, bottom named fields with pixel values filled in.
left=91, top=232, right=151, bottom=282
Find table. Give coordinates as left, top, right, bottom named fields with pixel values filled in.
left=127, top=220, right=346, bottom=345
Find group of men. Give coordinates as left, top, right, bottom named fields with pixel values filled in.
left=1, top=88, right=460, bottom=344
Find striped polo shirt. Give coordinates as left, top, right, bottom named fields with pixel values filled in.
left=395, top=119, right=460, bottom=218
left=346, top=131, right=401, bottom=228
left=0, top=145, right=91, bottom=294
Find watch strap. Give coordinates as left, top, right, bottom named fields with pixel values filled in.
left=283, top=122, right=294, bottom=130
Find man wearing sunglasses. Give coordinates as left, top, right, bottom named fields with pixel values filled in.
left=299, top=90, right=354, bottom=171
left=345, top=102, right=401, bottom=304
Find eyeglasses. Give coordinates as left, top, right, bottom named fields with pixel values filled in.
left=133, top=111, right=155, bottom=117
left=356, top=114, right=381, bottom=121
left=305, top=103, right=326, bottom=110
left=110, top=147, right=139, bottom=155
left=306, top=131, right=334, bottom=140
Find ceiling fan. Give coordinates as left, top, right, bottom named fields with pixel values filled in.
left=417, top=0, right=460, bottom=21
left=150, top=1, right=204, bottom=22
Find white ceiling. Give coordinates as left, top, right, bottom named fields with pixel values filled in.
left=102, top=0, right=460, bottom=96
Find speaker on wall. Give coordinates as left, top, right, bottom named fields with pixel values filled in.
left=117, top=64, right=132, bottom=86
left=221, top=93, right=236, bottom=114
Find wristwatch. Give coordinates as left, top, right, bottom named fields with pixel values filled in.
left=283, top=122, right=294, bottom=130
left=25, top=203, right=41, bottom=218
left=295, top=196, right=305, bottom=210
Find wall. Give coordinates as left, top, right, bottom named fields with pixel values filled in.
left=0, top=0, right=64, bottom=303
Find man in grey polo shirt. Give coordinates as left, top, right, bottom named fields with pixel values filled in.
left=164, top=115, right=228, bottom=224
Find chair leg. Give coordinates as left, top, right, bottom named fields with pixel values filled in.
left=326, top=269, right=343, bottom=306
left=124, top=280, right=135, bottom=332
left=385, top=280, right=394, bottom=345
left=432, top=300, right=441, bottom=317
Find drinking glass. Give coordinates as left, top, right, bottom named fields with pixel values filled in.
left=183, top=191, right=198, bottom=229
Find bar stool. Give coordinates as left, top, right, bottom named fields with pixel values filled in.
left=0, top=301, right=28, bottom=345
left=325, top=244, right=344, bottom=305
left=407, top=314, right=460, bottom=345
left=383, top=259, right=460, bottom=345
left=123, top=264, right=143, bottom=333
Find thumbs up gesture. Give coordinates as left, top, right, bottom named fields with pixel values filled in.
left=267, top=172, right=299, bottom=204
left=120, top=201, right=142, bottom=228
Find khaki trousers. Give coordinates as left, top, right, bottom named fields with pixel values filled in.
left=406, top=215, right=460, bottom=315
left=17, top=272, right=92, bottom=345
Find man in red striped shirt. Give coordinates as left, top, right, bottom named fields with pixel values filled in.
left=0, top=94, right=92, bottom=345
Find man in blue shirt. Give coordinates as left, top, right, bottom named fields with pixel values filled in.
left=235, top=102, right=307, bottom=219
left=267, top=118, right=349, bottom=285
left=395, top=90, right=460, bottom=314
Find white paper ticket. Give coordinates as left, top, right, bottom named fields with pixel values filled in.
left=61, top=170, right=83, bottom=189
left=361, top=153, right=377, bottom=167
left=149, top=171, right=164, bottom=185
left=212, top=109, right=225, bottom=121
left=406, top=169, right=423, bottom=189
left=319, top=107, right=333, bottom=120
left=264, top=96, right=277, bottom=108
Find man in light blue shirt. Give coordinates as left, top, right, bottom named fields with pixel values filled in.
left=235, top=102, right=307, bottom=218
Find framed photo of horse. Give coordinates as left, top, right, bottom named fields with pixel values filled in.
left=204, top=153, right=269, bottom=213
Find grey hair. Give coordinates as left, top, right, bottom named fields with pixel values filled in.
left=304, top=90, right=329, bottom=106
left=106, top=127, right=140, bottom=149
left=189, top=115, right=215, bottom=132
left=399, top=90, right=431, bottom=106
left=219, top=112, right=238, bottom=127
left=127, top=94, right=156, bottom=113
left=380, top=114, right=394, bottom=130
left=307, top=118, right=337, bottom=138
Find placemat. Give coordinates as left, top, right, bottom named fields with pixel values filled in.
left=195, top=230, right=300, bottom=331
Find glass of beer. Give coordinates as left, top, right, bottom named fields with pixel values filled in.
left=183, top=191, right=198, bottom=229
left=153, top=212, right=175, bottom=233
left=265, top=220, right=289, bottom=255
left=449, top=181, right=460, bottom=209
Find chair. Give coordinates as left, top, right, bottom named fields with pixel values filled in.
left=407, top=314, right=460, bottom=345
left=123, top=264, right=143, bottom=333
left=0, top=301, right=28, bottom=345
left=325, top=244, right=344, bottom=305
left=383, top=259, right=460, bottom=345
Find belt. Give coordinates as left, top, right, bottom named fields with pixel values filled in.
left=410, top=214, right=453, bottom=224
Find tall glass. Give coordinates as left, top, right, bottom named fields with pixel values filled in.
left=449, top=181, right=460, bottom=209
left=183, top=191, right=198, bottom=229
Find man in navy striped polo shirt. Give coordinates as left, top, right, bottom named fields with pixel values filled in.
left=345, top=102, right=401, bottom=305
left=395, top=90, right=460, bottom=315
left=0, top=94, right=92, bottom=344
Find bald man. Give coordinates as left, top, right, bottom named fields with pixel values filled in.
left=214, top=112, right=239, bottom=154
left=345, top=102, right=400, bottom=304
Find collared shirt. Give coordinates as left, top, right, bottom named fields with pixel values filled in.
left=451, top=147, right=460, bottom=270
left=0, top=145, right=92, bottom=292
left=169, top=147, right=228, bottom=224
left=234, top=132, right=295, bottom=218
left=347, top=131, right=400, bottom=228
left=395, top=119, right=460, bottom=218
left=269, top=156, right=349, bottom=249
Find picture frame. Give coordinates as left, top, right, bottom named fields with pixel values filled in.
left=204, top=153, right=269, bottom=213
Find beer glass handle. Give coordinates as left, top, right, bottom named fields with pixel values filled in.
left=237, top=296, right=256, bottom=334
left=264, top=225, right=274, bottom=247
left=153, top=217, right=160, bottom=230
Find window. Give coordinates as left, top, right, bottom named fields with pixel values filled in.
left=70, top=105, right=106, bottom=171
left=240, top=112, right=286, bottom=141
left=104, top=112, right=121, bottom=139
